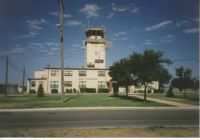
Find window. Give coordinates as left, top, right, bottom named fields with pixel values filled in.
left=64, top=71, right=72, bottom=76
left=31, top=81, right=36, bottom=87
left=95, top=59, right=104, bottom=63
left=79, top=81, right=86, bottom=88
left=98, top=71, right=105, bottom=76
left=98, top=81, right=106, bottom=88
left=39, top=81, right=43, bottom=85
left=79, top=71, right=86, bottom=76
left=51, top=70, right=59, bottom=76
left=50, top=81, right=59, bottom=88
left=64, top=81, right=72, bottom=87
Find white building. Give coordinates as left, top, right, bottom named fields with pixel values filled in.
left=27, top=27, right=159, bottom=94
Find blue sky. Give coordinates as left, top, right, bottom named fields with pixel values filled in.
left=0, top=0, right=199, bottom=84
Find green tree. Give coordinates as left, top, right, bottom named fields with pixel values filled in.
left=109, top=49, right=172, bottom=101
left=172, top=67, right=193, bottom=98
left=37, top=84, right=45, bottom=97
left=193, top=78, right=199, bottom=91
left=155, top=66, right=172, bottom=92
left=109, top=58, right=131, bottom=96
left=129, top=50, right=172, bottom=101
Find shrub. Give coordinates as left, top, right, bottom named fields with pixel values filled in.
left=154, top=89, right=164, bottom=94
left=73, top=88, right=76, bottom=93
left=66, top=88, right=72, bottom=93
left=51, top=89, right=58, bottom=94
left=37, top=84, right=45, bottom=97
left=80, top=88, right=96, bottom=93
left=166, top=86, right=174, bottom=97
left=29, top=89, right=36, bottom=94
left=98, top=88, right=109, bottom=93
left=80, top=88, right=86, bottom=93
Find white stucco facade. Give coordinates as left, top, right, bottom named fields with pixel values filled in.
left=27, top=68, right=111, bottom=94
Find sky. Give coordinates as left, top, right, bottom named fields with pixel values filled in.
left=0, top=0, right=199, bottom=85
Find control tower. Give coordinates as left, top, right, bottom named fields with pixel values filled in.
left=84, top=27, right=111, bottom=69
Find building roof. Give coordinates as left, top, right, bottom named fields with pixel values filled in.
left=28, top=78, right=47, bottom=80
left=44, top=67, right=109, bottom=70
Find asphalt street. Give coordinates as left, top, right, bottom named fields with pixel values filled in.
left=0, top=108, right=198, bottom=129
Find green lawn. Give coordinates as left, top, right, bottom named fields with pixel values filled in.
left=0, top=94, right=171, bottom=109
left=146, top=93, right=199, bottom=105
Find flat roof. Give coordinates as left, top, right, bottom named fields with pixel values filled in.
left=85, top=27, right=105, bottom=31
left=44, top=67, right=109, bottom=70
left=28, top=78, right=47, bottom=80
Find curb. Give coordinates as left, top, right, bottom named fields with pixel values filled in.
left=0, top=106, right=198, bottom=112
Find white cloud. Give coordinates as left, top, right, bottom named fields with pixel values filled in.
left=144, top=40, right=154, bottom=45
left=28, top=42, right=44, bottom=48
left=113, top=37, right=128, bottom=41
left=130, top=7, right=139, bottom=14
left=112, top=3, right=129, bottom=12
left=121, top=37, right=128, bottom=41
left=45, top=42, right=58, bottom=46
left=16, top=19, right=48, bottom=40
left=26, top=18, right=48, bottom=31
left=112, top=3, right=139, bottom=14
left=176, top=20, right=189, bottom=27
left=49, top=11, right=72, bottom=18
left=114, top=32, right=128, bottom=37
left=107, top=12, right=114, bottom=19
left=128, top=45, right=136, bottom=49
left=80, top=4, right=101, bottom=18
left=161, top=34, right=176, bottom=43
left=66, top=20, right=82, bottom=26
left=145, top=20, right=173, bottom=31
left=184, top=28, right=199, bottom=34
left=16, top=32, right=37, bottom=39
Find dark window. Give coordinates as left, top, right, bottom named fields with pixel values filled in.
left=64, top=81, right=72, bottom=87
left=79, top=71, right=86, bottom=76
left=95, top=59, right=104, bottom=63
left=79, top=81, right=86, bottom=88
left=31, top=81, right=36, bottom=87
left=51, top=70, right=59, bottom=76
left=50, top=81, right=59, bottom=88
left=64, top=71, right=72, bottom=76
left=98, top=71, right=105, bottom=76
left=98, top=81, right=106, bottom=88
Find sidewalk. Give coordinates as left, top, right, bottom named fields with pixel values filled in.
left=131, top=94, right=197, bottom=108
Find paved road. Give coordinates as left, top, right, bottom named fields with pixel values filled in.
left=0, top=108, right=198, bottom=129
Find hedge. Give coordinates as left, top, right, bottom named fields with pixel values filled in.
left=80, top=88, right=96, bottom=93
left=98, top=88, right=109, bottom=93
left=51, top=89, right=58, bottom=94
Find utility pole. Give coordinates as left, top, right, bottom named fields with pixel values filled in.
left=22, top=66, right=25, bottom=94
left=5, top=56, right=8, bottom=96
left=58, top=0, right=65, bottom=102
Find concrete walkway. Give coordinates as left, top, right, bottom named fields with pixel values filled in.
left=132, top=94, right=197, bottom=108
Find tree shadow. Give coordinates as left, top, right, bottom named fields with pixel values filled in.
left=110, top=95, right=151, bottom=102
left=64, top=95, right=79, bottom=103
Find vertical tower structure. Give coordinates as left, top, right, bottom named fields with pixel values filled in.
left=84, top=27, right=111, bottom=69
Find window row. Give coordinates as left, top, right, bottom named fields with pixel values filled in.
left=49, top=81, right=106, bottom=88
left=50, top=70, right=106, bottom=77
left=31, top=80, right=107, bottom=88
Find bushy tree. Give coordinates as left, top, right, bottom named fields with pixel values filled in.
left=37, top=84, right=45, bottom=97
left=109, top=49, right=172, bottom=101
left=109, top=58, right=131, bottom=96
left=172, top=66, right=193, bottom=98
